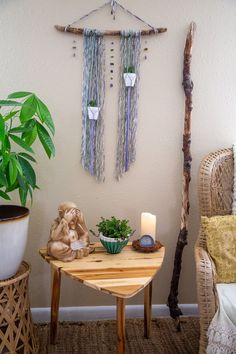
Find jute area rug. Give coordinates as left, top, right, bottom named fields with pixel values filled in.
left=36, top=317, right=200, bottom=354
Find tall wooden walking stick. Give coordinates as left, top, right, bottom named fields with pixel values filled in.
left=167, top=22, right=196, bottom=330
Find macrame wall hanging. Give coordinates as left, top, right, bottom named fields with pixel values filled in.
left=81, top=29, right=105, bottom=181
left=116, top=31, right=141, bottom=179
left=55, top=1, right=167, bottom=181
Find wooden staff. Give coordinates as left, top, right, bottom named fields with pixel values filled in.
left=167, top=22, right=196, bottom=330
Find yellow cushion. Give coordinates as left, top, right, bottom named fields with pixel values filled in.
left=201, top=215, right=236, bottom=283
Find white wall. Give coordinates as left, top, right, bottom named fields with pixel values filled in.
left=1, top=0, right=236, bottom=308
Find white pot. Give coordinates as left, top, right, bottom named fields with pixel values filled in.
left=0, top=205, right=29, bottom=280
left=123, top=73, right=136, bottom=87
left=99, top=233, right=126, bottom=243
left=87, top=106, right=100, bottom=120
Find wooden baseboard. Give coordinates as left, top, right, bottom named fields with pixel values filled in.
left=32, top=304, right=198, bottom=323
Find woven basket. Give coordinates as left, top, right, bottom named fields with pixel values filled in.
left=0, top=261, right=39, bottom=354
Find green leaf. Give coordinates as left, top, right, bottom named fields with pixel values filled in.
left=9, top=126, right=33, bottom=134
left=19, top=187, right=27, bottom=206
left=9, top=158, right=18, bottom=185
left=8, top=91, right=32, bottom=99
left=5, top=180, right=19, bottom=192
left=36, top=122, right=55, bottom=158
left=21, top=119, right=36, bottom=145
left=17, top=174, right=27, bottom=191
left=1, top=151, right=10, bottom=167
left=19, top=152, right=36, bottom=162
left=0, top=168, right=7, bottom=185
left=36, top=98, right=55, bottom=135
left=21, top=118, right=36, bottom=135
left=0, top=190, right=11, bottom=200
left=18, top=156, right=36, bottom=188
left=24, top=124, right=37, bottom=146
left=3, top=135, right=11, bottom=152
left=3, top=110, right=19, bottom=122
left=28, top=185, right=33, bottom=205
left=17, top=174, right=30, bottom=206
left=0, top=115, right=5, bottom=142
left=9, top=134, right=34, bottom=153
left=19, top=95, right=37, bottom=122
left=0, top=100, right=22, bottom=107
left=14, top=157, right=23, bottom=175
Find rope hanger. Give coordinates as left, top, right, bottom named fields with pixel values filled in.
left=55, top=0, right=167, bottom=36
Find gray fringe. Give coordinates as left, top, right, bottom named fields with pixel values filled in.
left=81, top=29, right=105, bottom=182
left=116, top=31, right=141, bottom=179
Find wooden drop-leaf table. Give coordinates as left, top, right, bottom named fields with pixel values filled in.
left=39, top=242, right=165, bottom=354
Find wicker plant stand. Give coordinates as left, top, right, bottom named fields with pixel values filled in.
left=0, top=261, right=39, bottom=354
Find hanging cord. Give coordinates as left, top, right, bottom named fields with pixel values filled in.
left=64, top=0, right=157, bottom=32
left=115, top=1, right=156, bottom=31
left=110, top=0, right=117, bottom=19
left=65, top=1, right=111, bottom=31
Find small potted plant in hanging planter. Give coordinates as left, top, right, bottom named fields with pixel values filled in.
left=123, top=66, right=136, bottom=87
left=87, top=100, right=100, bottom=120
left=0, top=91, right=55, bottom=280
left=91, top=216, right=134, bottom=254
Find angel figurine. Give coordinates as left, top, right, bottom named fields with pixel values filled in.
left=47, top=201, right=90, bottom=261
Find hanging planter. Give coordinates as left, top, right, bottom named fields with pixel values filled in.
left=87, top=100, right=100, bottom=120
left=123, top=66, right=136, bottom=87
left=87, top=100, right=100, bottom=175
left=123, top=73, right=136, bottom=87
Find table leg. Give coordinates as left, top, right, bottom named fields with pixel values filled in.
left=50, top=267, right=61, bottom=344
left=144, top=280, right=152, bottom=339
left=116, top=297, right=125, bottom=354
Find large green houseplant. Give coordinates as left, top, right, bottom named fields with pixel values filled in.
left=0, top=91, right=55, bottom=280
left=0, top=91, right=55, bottom=204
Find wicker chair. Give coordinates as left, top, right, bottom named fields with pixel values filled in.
left=195, top=147, right=234, bottom=354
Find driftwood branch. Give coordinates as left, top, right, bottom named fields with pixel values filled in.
left=167, top=22, right=196, bottom=329
left=55, top=25, right=167, bottom=36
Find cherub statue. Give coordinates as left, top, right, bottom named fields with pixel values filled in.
left=47, top=201, right=90, bottom=262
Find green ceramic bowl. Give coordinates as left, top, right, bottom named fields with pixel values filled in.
left=100, top=234, right=129, bottom=254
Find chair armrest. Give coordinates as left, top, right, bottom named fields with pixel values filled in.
left=195, top=245, right=217, bottom=354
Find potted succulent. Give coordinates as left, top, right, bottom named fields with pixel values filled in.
left=87, top=99, right=100, bottom=120
left=0, top=91, right=55, bottom=280
left=91, top=216, right=134, bottom=254
left=123, top=65, right=136, bottom=87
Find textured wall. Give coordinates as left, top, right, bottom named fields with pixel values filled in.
left=1, top=0, right=236, bottom=308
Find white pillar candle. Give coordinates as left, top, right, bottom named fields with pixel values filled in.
left=141, top=212, right=156, bottom=241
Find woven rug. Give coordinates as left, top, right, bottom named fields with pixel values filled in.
left=35, top=317, right=200, bottom=354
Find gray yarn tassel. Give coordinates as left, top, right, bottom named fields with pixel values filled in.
left=116, top=30, right=141, bottom=179
left=81, top=29, right=105, bottom=181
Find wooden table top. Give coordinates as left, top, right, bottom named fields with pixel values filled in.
left=39, top=242, right=165, bottom=299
